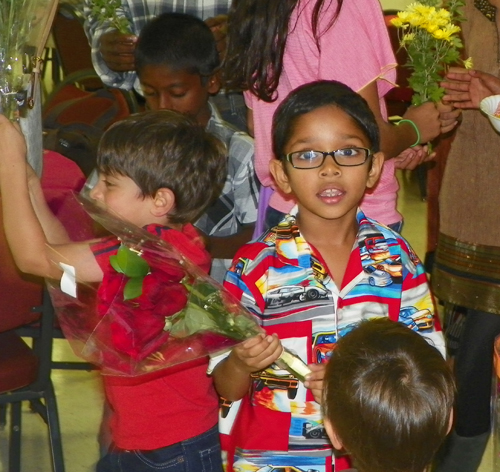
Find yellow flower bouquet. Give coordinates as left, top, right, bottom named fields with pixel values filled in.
left=391, top=0, right=467, bottom=105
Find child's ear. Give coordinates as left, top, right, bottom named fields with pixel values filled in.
left=446, top=409, right=454, bottom=435
left=366, top=151, right=384, bottom=189
left=270, top=159, right=293, bottom=195
left=324, top=419, right=343, bottom=450
left=207, top=74, right=221, bottom=95
left=151, top=188, right=176, bottom=217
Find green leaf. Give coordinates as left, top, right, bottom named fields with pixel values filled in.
left=123, top=276, right=145, bottom=300
left=184, top=303, right=219, bottom=334
left=109, top=255, right=124, bottom=274
left=116, top=245, right=150, bottom=278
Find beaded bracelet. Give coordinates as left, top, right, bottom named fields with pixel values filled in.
left=397, top=119, right=421, bottom=147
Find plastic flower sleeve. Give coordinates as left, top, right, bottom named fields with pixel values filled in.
left=50, top=195, right=311, bottom=381
left=1, top=0, right=58, bottom=120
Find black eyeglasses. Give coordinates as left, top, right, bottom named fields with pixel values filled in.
left=285, top=147, right=372, bottom=169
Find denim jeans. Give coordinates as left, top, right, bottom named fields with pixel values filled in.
left=387, top=220, right=404, bottom=233
left=96, top=425, right=223, bottom=472
left=264, top=206, right=286, bottom=231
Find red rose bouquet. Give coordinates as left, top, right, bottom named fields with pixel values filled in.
left=49, top=196, right=310, bottom=381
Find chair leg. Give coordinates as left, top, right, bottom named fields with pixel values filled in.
left=0, top=404, right=7, bottom=428
left=9, top=402, right=22, bottom=472
left=45, top=382, right=65, bottom=472
left=416, top=163, right=428, bottom=201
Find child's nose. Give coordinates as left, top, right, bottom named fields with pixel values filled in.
left=320, top=155, right=341, bottom=175
left=89, top=183, right=103, bottom=201
left=158, top=94, right=174, bottom=110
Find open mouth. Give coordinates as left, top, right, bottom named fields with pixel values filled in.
left=319, top=188, right=344, bottom=198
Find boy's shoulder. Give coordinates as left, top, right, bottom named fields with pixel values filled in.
left=231, top=214, right=301, bottom=268
left=357, top=213, right=410, bottom=248
left=91, top=223, right=211, bottom=273
left=357, top=212, right=423, bottom=269
left=206, top=101, right=254, bottom=159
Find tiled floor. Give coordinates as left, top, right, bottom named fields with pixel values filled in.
left=0, top=171, right=495, bottom=471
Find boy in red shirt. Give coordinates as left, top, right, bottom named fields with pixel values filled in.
left=0, top=110, right=226, bottom=471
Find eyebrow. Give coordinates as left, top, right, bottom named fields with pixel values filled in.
left=290, top=133, right=366, bottom=146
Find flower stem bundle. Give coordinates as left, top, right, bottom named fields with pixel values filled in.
left=0, top=0, right=39, bottom=119
left=391, top=0, right=466, bottom=105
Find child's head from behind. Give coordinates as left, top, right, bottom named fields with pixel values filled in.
left=270, top=80, right=384, bottom=224
left=323, top=318, right=455, bottom=472
left=93, top=110, right=226, bottom=226
left=135, top=13, right=220, bottom=125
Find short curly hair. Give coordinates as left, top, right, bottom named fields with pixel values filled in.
left=97, top=110, right=227, bottom=224
left=323, top=318, right=455, bottom=472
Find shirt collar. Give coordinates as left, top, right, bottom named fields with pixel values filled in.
left=272, top=208, right=398, bottom=269
left=206, top=100, right=224, bottom=131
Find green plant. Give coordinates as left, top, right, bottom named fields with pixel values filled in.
left=391, top=0, right=467, bottom=105
left=89, top=0, right=132, bottom=35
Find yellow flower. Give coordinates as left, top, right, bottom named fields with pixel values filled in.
left=391, top=17, right=404, bottom=27
left=432, top=28, right=450, bottom=40
left=425, top=23, right=439, bottom=33
left=408, top=12, right=426, bottom=27
left=463, top=57, right=474, bottom=69
left=446, top=23, right=461, bottom=35
left=432, top=23, right=461, bottom=41
left=435, top=8, right=451, bottom=24
left=402, top=33, right=416, bottom=44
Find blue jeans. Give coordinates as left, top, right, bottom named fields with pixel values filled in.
left=387, top=220, right=403, bottom=233
left=96, top=425, right=223, bottom=472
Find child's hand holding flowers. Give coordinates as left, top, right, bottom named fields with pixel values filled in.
left=230, top=333, right=283, bottom=374
left=88, top=0, right=136, bottom=73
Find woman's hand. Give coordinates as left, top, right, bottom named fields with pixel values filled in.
left=402, top=101, right=441, bottom=143
left=441, top=67, right=500, bottom=109
left=437, top=100, right=461, bottom=133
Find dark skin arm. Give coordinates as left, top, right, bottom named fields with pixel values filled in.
left=441, top=67, right=500, bottom=109
left=203, top=224, right=255, bottom=259
left=204, top=14, right=228, bottom=60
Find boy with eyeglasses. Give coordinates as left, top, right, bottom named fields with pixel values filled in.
left=209, top=81, right=444, bottom=472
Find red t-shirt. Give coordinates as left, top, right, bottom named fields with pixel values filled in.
left=91, top=224, right=219, bottom=450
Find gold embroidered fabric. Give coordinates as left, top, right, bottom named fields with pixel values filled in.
left=474, top=0, right=496, bottom=21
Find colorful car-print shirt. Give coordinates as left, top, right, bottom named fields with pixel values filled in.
left=215, top=210, right=444, bottom=472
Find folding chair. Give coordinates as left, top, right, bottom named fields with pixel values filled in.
left=0, top=204, right=65, bottom=472
left=50, top=2, right=102, bottom=89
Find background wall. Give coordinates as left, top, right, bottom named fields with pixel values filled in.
left=380, top=0, right=411, bottom=11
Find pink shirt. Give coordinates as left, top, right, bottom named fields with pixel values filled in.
left=246, top=0, right=400, bottom=225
